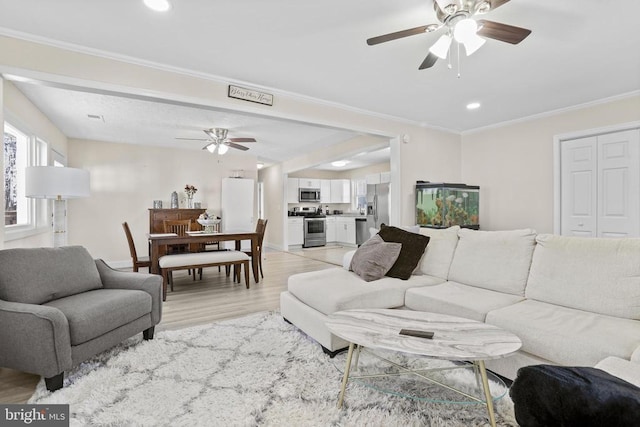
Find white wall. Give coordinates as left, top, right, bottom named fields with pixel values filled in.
left=67, top=138, right=257, bottom=264
left=258, top=163, right=285, bottom=250
left=461, top=95, right=640, bottom=232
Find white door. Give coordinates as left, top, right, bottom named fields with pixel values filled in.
left=597, top=130, right=640, bottom=237
left=561, top=136, right=597, bottom=236
left=560, top=129, right=640, bottom=237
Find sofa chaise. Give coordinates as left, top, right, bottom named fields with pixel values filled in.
left=280, top=227, right=640, bottom=385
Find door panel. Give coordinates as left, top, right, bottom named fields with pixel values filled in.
left=561, top=137, right=597, bottom=236
left=597, top=130, right=640, bottom=237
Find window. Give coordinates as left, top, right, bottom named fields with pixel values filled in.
left=3, top=121, right=48, bottom=235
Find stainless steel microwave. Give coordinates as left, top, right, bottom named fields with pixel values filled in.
left=299, top=188, right=321, bottom=202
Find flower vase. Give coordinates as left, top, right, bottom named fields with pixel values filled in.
left=187, top=196, right=193, bottom=209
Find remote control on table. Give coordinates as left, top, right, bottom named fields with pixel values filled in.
left=399, top=329, right=434, bottom=339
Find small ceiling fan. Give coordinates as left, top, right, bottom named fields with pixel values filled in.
left=367, top=0, right=531, bottom=70
left=176, top=128, right=256, bottom=155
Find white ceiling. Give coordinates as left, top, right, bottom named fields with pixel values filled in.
left=1, top=0, right=639, bottom=167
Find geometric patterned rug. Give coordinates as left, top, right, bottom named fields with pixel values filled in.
left=29, top=311, right=517, bottom=426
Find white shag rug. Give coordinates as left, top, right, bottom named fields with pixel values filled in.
left=29, top=311, right=517, bottom=426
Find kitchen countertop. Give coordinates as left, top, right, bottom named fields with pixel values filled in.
left=325, top=213, right=366, bottom=217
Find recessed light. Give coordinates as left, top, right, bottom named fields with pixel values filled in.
left=331, top=160, right=350, bottom=167
left=143, top=0, right=171, bottom=12
left=466, top=102, right=481, bottom=110
left=256, top=162, right=264, bottom=170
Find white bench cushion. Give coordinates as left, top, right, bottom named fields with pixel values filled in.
left=526, top=234, right=640, bottom=320
left=287, top=268, right=443, bottom=316
left=448, top=228, right=536, bottom=296
left=486, top=299, right=640, bottom=367
left=159, top=250, right=248, bottom=268
left=405, top=281, right=524, bottom=322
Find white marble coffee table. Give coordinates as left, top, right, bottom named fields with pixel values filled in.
left=326, top=309, right=522, bottom=427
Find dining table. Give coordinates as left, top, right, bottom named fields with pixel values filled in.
left=148, top=231, right=261, bottom=283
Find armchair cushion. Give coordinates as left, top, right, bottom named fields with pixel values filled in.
left=44, top=289, right=152, bottom=345
left=0, top=246, right=102, bottom=304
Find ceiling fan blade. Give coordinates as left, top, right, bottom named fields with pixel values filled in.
left=225, top=142, right=250, bottom=151
left=367, top=25, right=433, bottom=46
left=418, top=52, right=439, bottom=70
left=176, top=137, right=210, bottom=141
left=488, top=0, right=511, bottom=11
left=477, top=20, right=532, bottom=44
left=228, top=137, right=256, bottom=143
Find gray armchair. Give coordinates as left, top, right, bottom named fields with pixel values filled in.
left=0, top=246, right=162, bottom=392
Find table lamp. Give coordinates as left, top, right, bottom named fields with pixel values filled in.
left=25, top=166, right=90, bottom=247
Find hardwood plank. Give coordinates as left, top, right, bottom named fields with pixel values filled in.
left=0, top=249, right=345, bottom=403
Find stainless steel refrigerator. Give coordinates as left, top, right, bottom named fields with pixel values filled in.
left=365, top=183, right=390, bottom=240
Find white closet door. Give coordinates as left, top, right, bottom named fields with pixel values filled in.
left=561, top=136, right=597, bottom=236
left=560, top=129, right=640, bottom=237
left=597, top=130, right=640, bottom=237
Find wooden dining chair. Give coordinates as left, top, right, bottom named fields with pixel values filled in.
left=242, top=218, right=268, bottom=279
left=122, top=222, right=151, bottom=272
left=163, top=219, right=192, bottom=236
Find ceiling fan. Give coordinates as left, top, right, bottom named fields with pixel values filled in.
left=176, top=128, right=256, bottom=155
left=367, top=0, right=531, bottom=70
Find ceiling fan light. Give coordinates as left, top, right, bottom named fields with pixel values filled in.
left=463, top=34, right=486, bottom=56
left=206, top=144, right=217, bottom=153
left=429, top=34, right=452, bottom=59
left=217, top=144, right=229, bottom=155
left=453, top=18, right=478, bottom=44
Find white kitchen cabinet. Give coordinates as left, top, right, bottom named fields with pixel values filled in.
left=287, top=178, right=299, bottom=204
left=298, top=178, right=321, bottom=189
left=330, top=179, right=351, bottom=203
left=320, top=179, right=331, bottom=204
left=336, top=217, right=356, bottom=245
left=366, top=173, right=381, bottom=185
left=326, top=216, right=337, bottom=243
left=288, top=217, right=304, bottom=246
left=366, top=173, right=390, bottom=185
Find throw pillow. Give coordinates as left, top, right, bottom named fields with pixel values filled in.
left=350, top=234, right=402, bottom=282
left=378, top=224, right=430, bottom=280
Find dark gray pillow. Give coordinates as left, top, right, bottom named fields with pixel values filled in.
left=0, top=246, right=103, bottom=304
left=378, top=225, right=430, bottom=280
left=350, top=235, right=402, bottom=282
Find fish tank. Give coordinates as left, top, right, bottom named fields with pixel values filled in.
left=416, top=182, right=480, bottom=229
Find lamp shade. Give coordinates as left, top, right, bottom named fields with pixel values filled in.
left=25, top=166, right=90, bottom=199
left=429, top=34, right=452, bottom=59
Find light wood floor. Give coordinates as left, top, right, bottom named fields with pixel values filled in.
left=0, top=248, right=350, bottom=404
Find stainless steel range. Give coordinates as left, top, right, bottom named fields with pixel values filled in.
left=302, top=214, right=326, bottom=248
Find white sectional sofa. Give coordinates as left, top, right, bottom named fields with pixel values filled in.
left=280, top=226, right=640, bottom=384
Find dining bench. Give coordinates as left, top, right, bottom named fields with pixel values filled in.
left=158, top=250, right=250, bottom=300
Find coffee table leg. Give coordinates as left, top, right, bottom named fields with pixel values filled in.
left=353, top=344, right=362, bottom=370
left=475, top=360, right=496, bottom=427
left=337, top=342, right=356, bottom=409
